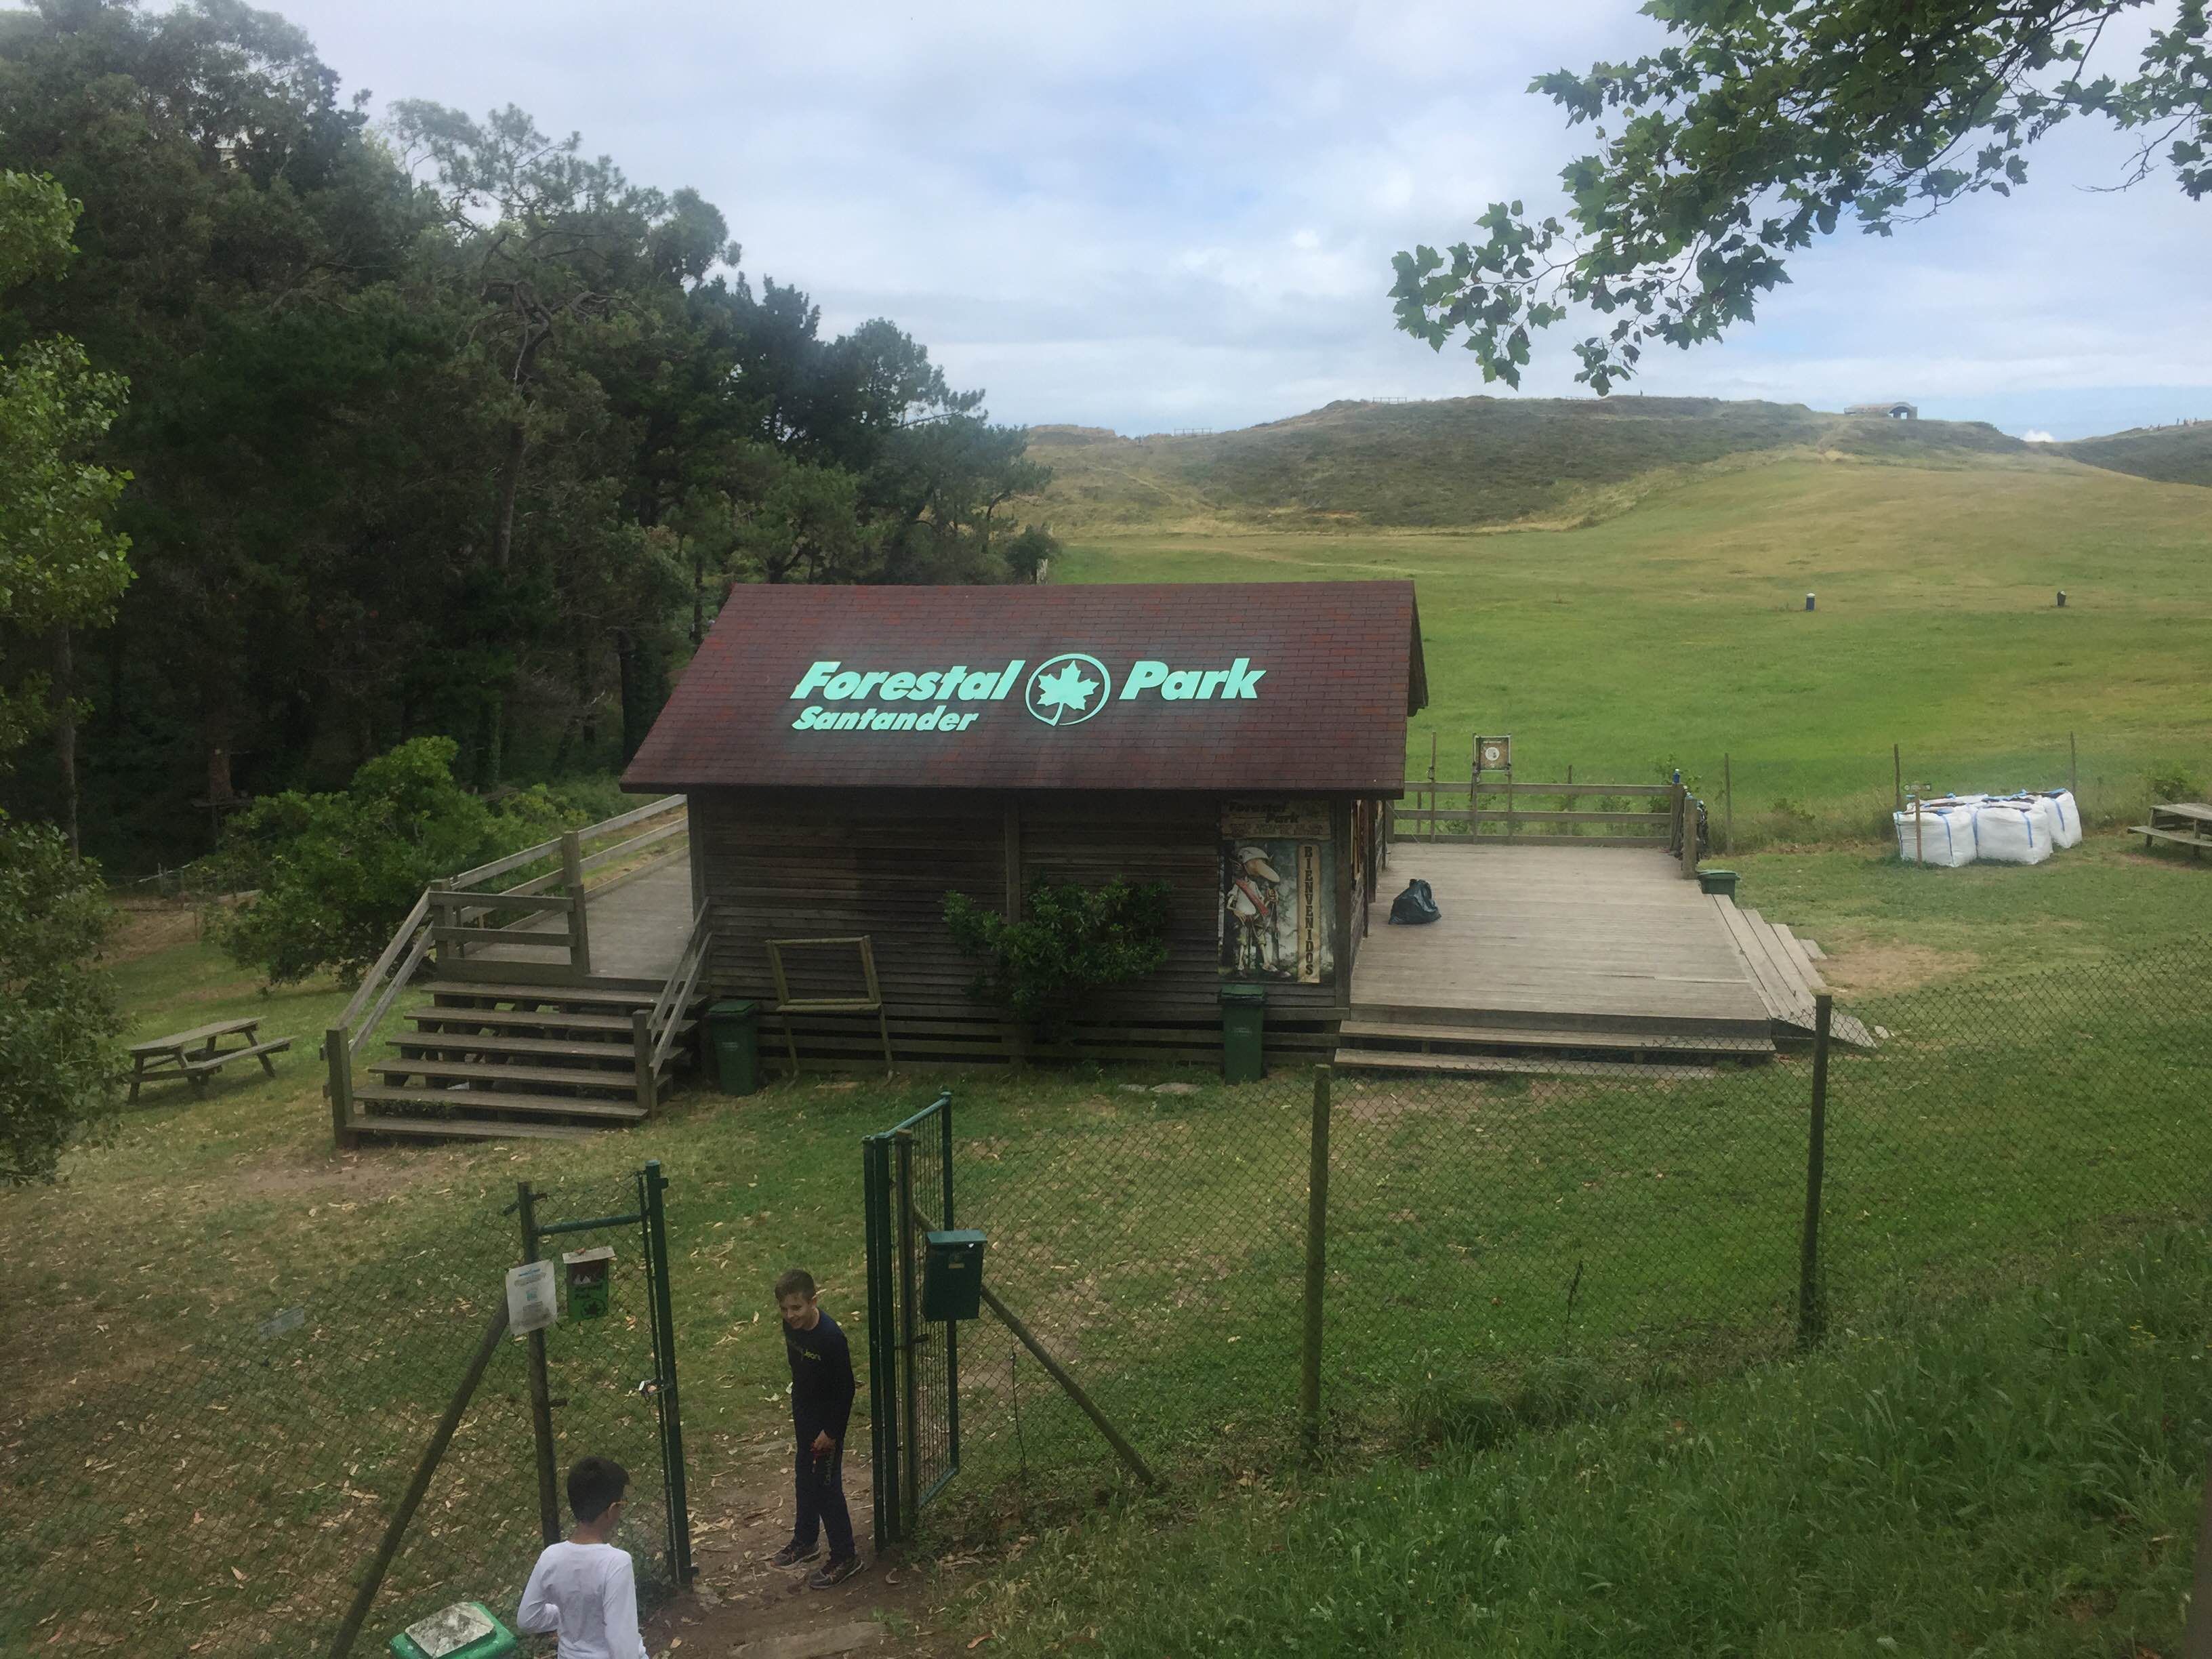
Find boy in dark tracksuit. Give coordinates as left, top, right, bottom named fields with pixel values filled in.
left=769, top=1268, right=863, bottom=1587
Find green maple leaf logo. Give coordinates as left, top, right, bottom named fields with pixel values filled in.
left=1031, top=661, right=1099, bottom=724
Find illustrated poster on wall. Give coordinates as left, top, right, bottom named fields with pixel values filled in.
left=1219, top=801, right=1334, bottom=984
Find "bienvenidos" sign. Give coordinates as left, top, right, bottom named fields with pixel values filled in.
left=787, top=655, right=1267, bottom=733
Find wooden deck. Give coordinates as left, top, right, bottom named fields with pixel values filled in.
left=474, top=854, right=696, bottom=982
left=1351, top=843, right=1770, bottom=1038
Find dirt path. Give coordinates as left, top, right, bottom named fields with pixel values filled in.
left=645, top=1436, right=965, bottom=1658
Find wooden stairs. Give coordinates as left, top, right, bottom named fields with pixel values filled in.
left=1708, top=898, right=1877, bottom=1050
left=1333, top=1006, right=1776, bottom=1082
left=347, top=980, right=703, bottom=1143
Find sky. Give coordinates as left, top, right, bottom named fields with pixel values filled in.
left=272, top=0, right=2211, bottom=442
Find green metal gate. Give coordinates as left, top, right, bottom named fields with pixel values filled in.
left=862, top=1092, right=959, bottom=1549
left=514, top=1161, right=693, bottom=1589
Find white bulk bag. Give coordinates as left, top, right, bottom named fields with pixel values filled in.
left=2043, top=790, right=2083, bottom=848
left=1894, top=804, right=1977, bottom=867
left=1973, top=802, right=2051, bottom=865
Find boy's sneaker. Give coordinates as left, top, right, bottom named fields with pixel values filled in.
left=808, top=1555, right=865, bottom=1590
left=769, top=1542, right=821, bottom=1568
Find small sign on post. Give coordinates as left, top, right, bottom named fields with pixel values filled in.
left=506, top=1259, right=558, bottom=1337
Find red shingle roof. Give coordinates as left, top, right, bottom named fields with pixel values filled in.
left=622, top=581, right=1426, bottom=794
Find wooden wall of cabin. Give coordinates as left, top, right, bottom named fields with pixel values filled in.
left=689, top=787, right=1349, bottom=1069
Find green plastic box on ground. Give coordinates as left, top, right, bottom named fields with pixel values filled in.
left=389, top=1601, right=518, bottom=1659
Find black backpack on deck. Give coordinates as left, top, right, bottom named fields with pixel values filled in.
left=1389, top=878, right=1441, bottom=926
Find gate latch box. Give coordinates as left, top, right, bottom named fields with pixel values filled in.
left=921, top=1229, right=986, bottom=1322
left=390, top=1601, right=517, bottom=1659
left=561, top=1246, right=615, bottom=1321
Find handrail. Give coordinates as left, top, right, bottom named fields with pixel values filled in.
left=580, top=817, right=687, bottom=875
left=335, top=890, right=432, bottom=1032
left=645, top=903, right=712, bottom=1069
left=350, top=926, right=433, bottom=1059
left=447, top=794, right=686, bottom=890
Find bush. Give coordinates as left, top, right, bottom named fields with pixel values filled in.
left=212, top=737, right=580, bottom=985
left=943, top=878, right=1174, bottom=1037
left=2146, top=760, right=2206, bottom=804
left=0, top=816, right=125, bottom=1183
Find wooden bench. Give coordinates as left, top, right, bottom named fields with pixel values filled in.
left=2132, top=802, right=2212, bottom=859
left=128, top=1017, right=293, bottom=1102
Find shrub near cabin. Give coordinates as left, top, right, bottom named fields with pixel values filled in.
left=787, top=655, right=1265, bottom=733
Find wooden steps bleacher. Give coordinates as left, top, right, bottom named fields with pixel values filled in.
left=1711, top=898, right=1877, bottom=1049
left=1332, top=1048, right=1718, bottom=1082
left=341, top=977, right=701, bottom=1145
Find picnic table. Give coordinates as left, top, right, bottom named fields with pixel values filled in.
left=2133, top=802, right=2212, bottom=859
left=127, top=1017, right=293, bottom=1102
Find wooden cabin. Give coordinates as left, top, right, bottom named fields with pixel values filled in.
left=621, top=581, right=1427, bottom=1067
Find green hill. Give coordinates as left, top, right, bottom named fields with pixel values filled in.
left=1024, top=396, right=2034, bottom=533
left=1033, top=402, right=2212, bottom=846
left=2056, top=422, right=2212, bottom=488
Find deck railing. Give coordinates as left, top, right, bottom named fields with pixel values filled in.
left=634, top=903, right=714, bottom=1112
left=1391, top=780, right=1676, bottom=845
left=324, top=796, right=689, bottom=1139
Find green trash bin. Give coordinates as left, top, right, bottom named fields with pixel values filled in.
left=1698, top=868, right=1741, bottom=899
left=706, top=999, right=761, bottom=1097
left=1221, top=981, right=1267, bottom=1084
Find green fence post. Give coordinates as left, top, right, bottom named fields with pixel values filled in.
left=516, top=1181, right=561, bottom=1545
left=642, top=1160, right=693, bottom=1584
left=1300, top=1065, right=1332, bottom=1462
left=1797, top=994, right=1834, bottom=1350
left=861, top=1134, right=902, bottom=1549
left=940, top=1094, right=961, bottom=1475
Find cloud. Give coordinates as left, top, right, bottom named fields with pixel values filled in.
left=273, top=0, right=2211, bottom=439
left=2022, top=430, right=2059, bottom=443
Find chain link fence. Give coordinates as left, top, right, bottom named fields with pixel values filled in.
left=4, top=1167, right=681, bottom=1659
left=929, top=939, right=2211, bottom=1528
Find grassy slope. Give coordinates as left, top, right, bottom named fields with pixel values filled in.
left=967, top=1231, right=2210, bottom=1658
left=1056, top=456, right=2212, bottom=842
left=13, top=846, right=2207, bottom=1652
left=2059, top=423, right=2212, bottom=489
left=1026, top=396, right=2027, bottom=533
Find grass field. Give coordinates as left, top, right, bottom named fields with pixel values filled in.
left=11, top=396, right=2211, bottom=1654
left=7, top=838, right=2207, bottom=1654
left=1054, top=455, right=2212, bottom=846
left=964, top=1228, right=2212, bottom=1657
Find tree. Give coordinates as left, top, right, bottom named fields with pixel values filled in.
left=0, top=817, right=123, bottom=1184
left=1390, top=0, right=2211, bottom=392
left=0, top=167, right=128, bottom=1183
left=0, top=171, right=132, bottom=847
left=213, top=736, right=574, bottom=985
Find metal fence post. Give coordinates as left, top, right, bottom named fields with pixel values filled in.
left=861, top=1134, right=902, bottom=1549
left=1797, top=994, right=1834, bottom=1350
left=327, top=1299, right=512, bottom=1659
left=1300, top=1065, right=1333, bottom=1462
left=516, top=1181, right=562, bottom=1544
left=642, top=1161, right=693, bottom=1584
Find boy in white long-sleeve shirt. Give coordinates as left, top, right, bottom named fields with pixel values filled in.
left=518, top=1456, right=646, bottom=1659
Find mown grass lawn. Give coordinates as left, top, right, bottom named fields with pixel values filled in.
left=8, top=834, right=2206, bottom=1654
left=963, top=1229, right=2212, bottom=1658
left=1059, top=458, right=2212, bottom=845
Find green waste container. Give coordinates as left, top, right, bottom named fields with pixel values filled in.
left=1697, top=869, right=1741, bottom=899
left=1221, top=981, right=1267, bottom=1084
left=706, top=999, right=761, bottom=1097
left=390, top=1602, right=517, bottom=1659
